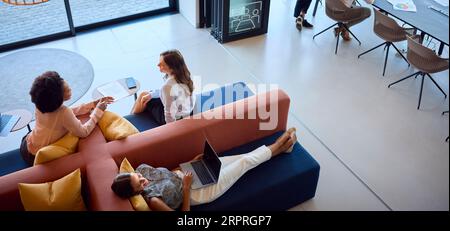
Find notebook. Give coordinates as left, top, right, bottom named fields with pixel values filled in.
left=179, top=140, right=222, bottom=189
left=0, top=113, right=20, bottom=137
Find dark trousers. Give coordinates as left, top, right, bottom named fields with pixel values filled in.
left=145, top=98, right=166, bottom=126
left=294, top=0, right=313, bottom=17
left=20, top=135, right=34, bottom=167
left=145, top=98, right=193, bottom=126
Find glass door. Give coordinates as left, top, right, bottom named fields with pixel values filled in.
left=0, top=1, right=71, bottom=49
left=0, top=0, right=177, bottom=52
left=70, top=0, right=174, bottom=28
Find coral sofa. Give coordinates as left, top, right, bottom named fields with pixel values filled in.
left=0, top=84, right=320, bottom=211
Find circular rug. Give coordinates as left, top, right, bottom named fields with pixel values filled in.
left=0, top=48, right=94, bottom=119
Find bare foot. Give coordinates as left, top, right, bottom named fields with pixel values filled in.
left=285, top=128, right=297, bottom=153
left=269, top=128, right=297, bottom=157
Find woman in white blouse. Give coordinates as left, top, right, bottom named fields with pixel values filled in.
left=131, top=50, right=195, bottom=125
left=21, top=71, right=114, bottom=166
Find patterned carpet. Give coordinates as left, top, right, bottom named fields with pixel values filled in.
left=0, top=48, right=94, bottom=119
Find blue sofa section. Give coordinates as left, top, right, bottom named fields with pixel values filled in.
left=0, top=149, right=28, bottom=177
left=192, top=131, right=320, bottom=211
left=125, top=82, right=254, bottom=132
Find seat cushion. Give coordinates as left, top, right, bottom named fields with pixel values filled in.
left=123, top=112, right=161, bottom=132
left=192, top=82, right=254, bottom=114
left=0, top=149, right=28, bottom=176
left=191, top=131, right=320, bottom=211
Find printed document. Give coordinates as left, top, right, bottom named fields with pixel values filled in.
left=97, top=81, right=129, bottom=101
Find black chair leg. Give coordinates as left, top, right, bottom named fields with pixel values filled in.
left=383, top=43, right=391, bottom=76
left=358, top=42, right=387, bottom=58
left=312, top=0, right=321, bottom=17
left=444, top=111, right=449, bottom=142
left=426, top=73, right=448, bottom=98
left=418, top=73, right=425, bottom=110
left=335, top=33, right=340, bottom=54
left=313, top=23, right=339, bottom=40
left=391, top=43, right=410, bottom=66
left=388, top=71, right=421, bottom=88
left=342, top=24, right=361, bottom=45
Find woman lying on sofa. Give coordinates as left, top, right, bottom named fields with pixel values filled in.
left=131, top=49, right=195, bottom=125
left=20, top=71, right=114, bottom=166
left=111, top=128, right=297, bottom=211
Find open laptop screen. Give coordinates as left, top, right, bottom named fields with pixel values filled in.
left=203, top=140, right=221, bottom=181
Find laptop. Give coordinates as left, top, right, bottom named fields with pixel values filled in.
left=0, top=113, right=20, bottom=137
left=180, top=140, right=222, bottom=189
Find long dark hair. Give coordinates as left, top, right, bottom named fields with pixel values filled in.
left=160, top=50, right=194, bottom=95
left=111, top=173, right=136, bottom=198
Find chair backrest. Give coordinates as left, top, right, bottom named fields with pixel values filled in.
left=406, top=35, right=444, bottom=72
left=373, top=9, right=406, bottom=41
left=325, top=0, right=348, bottom=21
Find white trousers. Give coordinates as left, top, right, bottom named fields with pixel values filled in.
left=189, top=145, right=272, bottom=205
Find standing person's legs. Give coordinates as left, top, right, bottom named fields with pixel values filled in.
left=294, top=0, right=313, bottom=17
left=294, top=0, right=303, bottom=18
left=20, top=135, right=34, bottom=166
left=190, top=128, right=297, bottom=205
left=294, top=0, right=314, bottom=29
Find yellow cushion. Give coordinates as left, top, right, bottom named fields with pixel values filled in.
left=98, top=111, right=139, bottom=142
left=18, top=169, right=86, bottom=211
left=34, top=133, right=79, bottom=166
left=120, top=158, right=150, bottom=211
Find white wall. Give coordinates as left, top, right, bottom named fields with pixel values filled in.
left=178, top=0, right=200, bottom=28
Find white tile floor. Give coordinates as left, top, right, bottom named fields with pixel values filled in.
left=0, top=0, right=448, bottom=211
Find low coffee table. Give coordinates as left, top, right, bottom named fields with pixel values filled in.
left=92, top=78, right=141, bottom=101
left=4, top=109, right=32, bottom=133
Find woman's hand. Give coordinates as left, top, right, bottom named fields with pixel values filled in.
left=96, top=97, right=114, bottom=111
left=94, top=96, right=114, bottom=107
left=140, top=91, right=152, bottom=106
left=182, top=171, right=193, bottom=192
left=181, top=172, right=193, bottom=211
left=131, top=91, right=151, bottom=114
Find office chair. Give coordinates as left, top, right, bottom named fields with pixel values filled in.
left=388, top=35, right=449, bottom=110
left=313, top=0, right=362, bottom=54
left=358, top=9, right=412, bottom=76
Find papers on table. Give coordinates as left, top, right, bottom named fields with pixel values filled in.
left=387, top=0, right=417, bottom=12
left=434, top=0, right=449, bottom=7
left=97, top=81, right=129, bottom=102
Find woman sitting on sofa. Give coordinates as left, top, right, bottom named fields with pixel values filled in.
left=111, top=128, right=297, bottom=211
left=20, top=71, right=114, bottom=166
left=131, top=49, right=195, bottom=125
